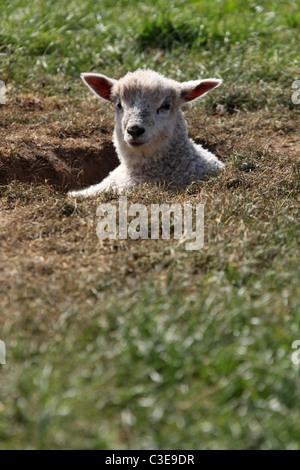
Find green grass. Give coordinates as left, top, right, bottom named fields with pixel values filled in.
left=0, top=0, right=299, bottom=108
left=0, top=0, right=300, bottom=450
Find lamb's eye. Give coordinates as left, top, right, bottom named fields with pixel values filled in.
left=157, top=100, right=171, bottom=113
left=117, top=101, right=122, bottom=110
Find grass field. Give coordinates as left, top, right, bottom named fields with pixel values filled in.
left=0, top=0, right=300, bottom=450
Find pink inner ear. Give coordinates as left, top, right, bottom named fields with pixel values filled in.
left=85, top=76, right=113, bottom=100
left=184, top=81, right=219, bottom=101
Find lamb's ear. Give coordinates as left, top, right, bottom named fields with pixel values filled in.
left=180, top=79, right=222, bottom=103
left=81, top=73, right=116, bottom=101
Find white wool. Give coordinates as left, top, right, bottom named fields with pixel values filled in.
left=69, top=69, right=224, bottom=197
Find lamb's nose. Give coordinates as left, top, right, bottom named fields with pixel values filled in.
left=127, top=125, right=145, bottom=138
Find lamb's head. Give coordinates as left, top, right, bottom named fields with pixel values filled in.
left=81, top=69, right=221, bottom=164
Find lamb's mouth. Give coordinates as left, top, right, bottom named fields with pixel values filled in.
left=129, top=141, right=144, bottom=148
left=126, top=139, right=148, bottom=148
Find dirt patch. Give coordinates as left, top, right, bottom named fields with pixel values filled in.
left=0, top=95, right=119, bottom=191
left=0, top=139, right=118, bottom=191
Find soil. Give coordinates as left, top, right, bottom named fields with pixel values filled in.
left=0, top=95, right=119, bottom=191
left=0, top=138, right=119, bottom=191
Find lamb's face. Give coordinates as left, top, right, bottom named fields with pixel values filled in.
left=113, top=88, right=179, bottom=150
left=81, top=69, right=222, bottom=161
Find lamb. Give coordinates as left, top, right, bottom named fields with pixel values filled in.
left=69, top=69, right=224, bottom=197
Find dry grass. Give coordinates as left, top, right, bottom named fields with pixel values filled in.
left=1, top=93, right=299, bottom=188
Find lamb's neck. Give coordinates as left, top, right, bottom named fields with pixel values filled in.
left=167, top=112, right=192, bottom=157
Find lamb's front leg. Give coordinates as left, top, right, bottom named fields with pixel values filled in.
left=68, top=165, right=124, bottom=198
left=68, top=181, right=109, bottom=198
